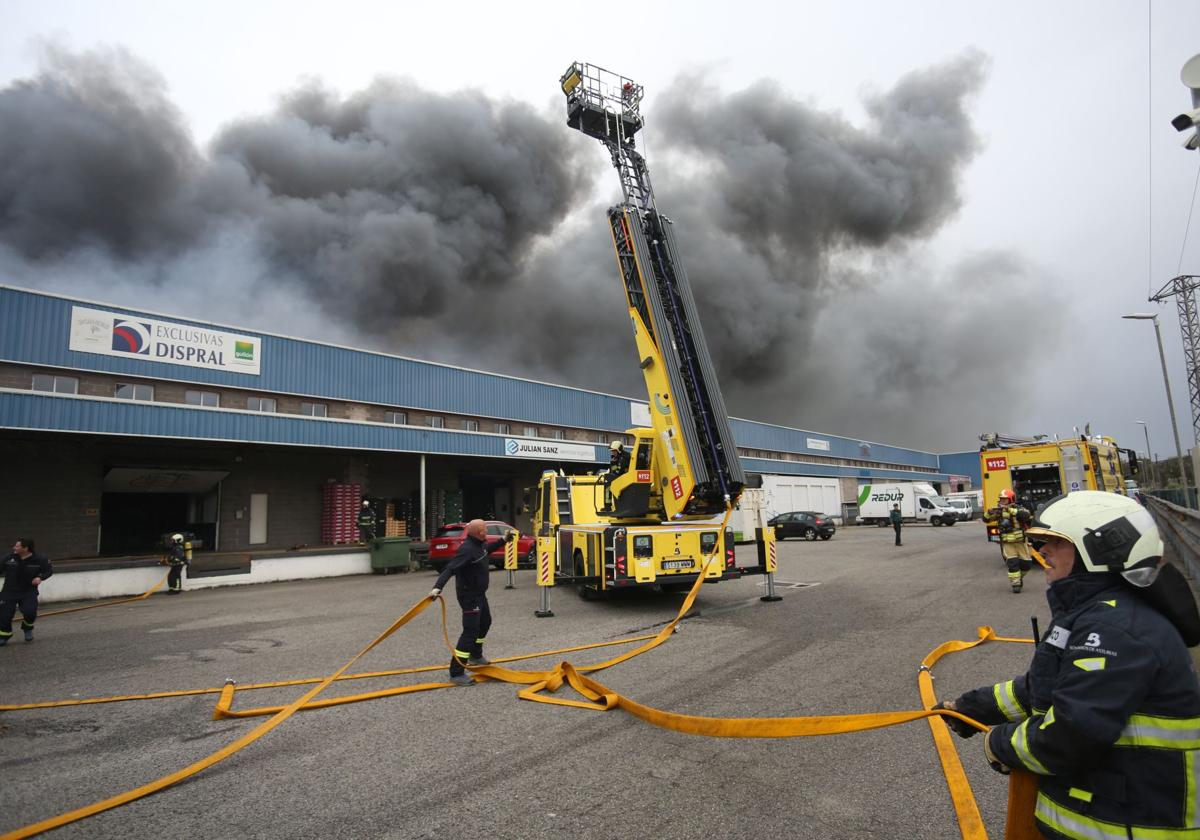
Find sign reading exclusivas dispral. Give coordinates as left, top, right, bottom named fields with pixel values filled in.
left=68, top=306, right=262, bottom=375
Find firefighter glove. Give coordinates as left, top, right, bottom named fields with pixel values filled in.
left=983, top=731, right=1011, bottom=775
left=933, top=701, right=978, bottom=739
left=429, top=588, right=441, bottom=599
left=505, top=531, right=516, bottom=543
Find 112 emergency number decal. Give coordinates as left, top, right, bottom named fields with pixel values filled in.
left=636, top=470, right=651, bottom=482
left=985, top=456, right=1008, bottom=471
left=671, top=476, right=684, bottom=499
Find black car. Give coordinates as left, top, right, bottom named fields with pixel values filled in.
left=768, top=511, right=836, bottom=541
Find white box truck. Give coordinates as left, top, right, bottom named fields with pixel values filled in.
left=856, top=482, right=959, bottom=527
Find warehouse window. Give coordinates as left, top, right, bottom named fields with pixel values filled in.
left=426, top=416, right=444, bottom=429
left=495, top=423, right=511, bottom=435
left=185, top=390, right=219, bottom=407
left=247, top=396, right=276, bottom=413
left=548, top=429, right=565, bottom=440
left=463, top=419, right=480, bottom=432
left=596, top=432, right=608, bottom=443
left=31, top=374, right=78, bottom=394
left=115, top=383, right=154, bottom=401
left=385, top=410, right=407, bottom=425
left=300, top=402, right=327, bottom=418
left=522, top=425, right=537, bottom=437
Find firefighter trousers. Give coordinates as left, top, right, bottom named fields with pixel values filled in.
left=167, top=564, right=185, bottom=592
left=0, top=593, right=39, bottom=639
left=1001, top=541, right=1032, bottom=588
left=450, top=595, right=492, bottom=677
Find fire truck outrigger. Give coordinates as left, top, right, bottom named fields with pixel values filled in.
left=525, top=63, right=754, bottom=603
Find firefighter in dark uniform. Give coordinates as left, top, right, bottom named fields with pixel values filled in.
left=429, top=518, right=513, bottom=686
left=165, top=533, right=188, bottom=595
left=1, top=537, right=53, bottom=645
left=983, top=488, right=1033, bottom=592
left=357, top=500, right=376, bottom=545
left=935, top=491, right=1200, bottom=839
left=602, top=440, right=631, bottom=512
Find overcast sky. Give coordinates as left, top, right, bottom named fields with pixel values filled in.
left=2, top=1, right=1200, bottom=459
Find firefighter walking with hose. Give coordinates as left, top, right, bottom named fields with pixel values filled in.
left=984, top=488, right=1033, bottom=592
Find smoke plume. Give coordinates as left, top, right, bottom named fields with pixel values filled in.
left=0, top=45, right=1061, bottom=450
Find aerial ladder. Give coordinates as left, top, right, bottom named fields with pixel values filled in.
left=560, top=61, right=746, bottom=521
left=525, top=63, right=761, bottom=608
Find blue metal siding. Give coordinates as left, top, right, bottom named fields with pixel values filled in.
left=741, top=457, right=948, bottom=483
left=0, top=287, right=945, bottom=469
left=0, top=391, right=610, bottom=461
left=937, top=451, right=983, bottom=487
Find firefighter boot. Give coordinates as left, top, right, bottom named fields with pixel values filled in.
left=1009, top=572, right=1023, bottom=593
left=23, top=622, right=34, bottom=642
left=449, top=674, right=474, bottom=687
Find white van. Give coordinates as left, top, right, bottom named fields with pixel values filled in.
left=857, top=482, right=959, bottom=526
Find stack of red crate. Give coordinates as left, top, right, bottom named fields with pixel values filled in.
left=322, top=483, right=362, bottom=545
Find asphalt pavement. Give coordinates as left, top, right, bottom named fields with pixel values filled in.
left=2, top=521, right=1052, bottom=839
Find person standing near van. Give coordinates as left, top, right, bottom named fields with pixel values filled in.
left=890, top=504, right=903, bottom=546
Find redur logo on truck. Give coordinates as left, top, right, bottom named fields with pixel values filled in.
left=858, top=485, right=905, bottom=505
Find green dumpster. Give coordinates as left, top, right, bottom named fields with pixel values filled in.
left=370, top=537, right=412, bottom=574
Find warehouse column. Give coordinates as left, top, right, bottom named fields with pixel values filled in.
left=419, top=455, right=427, bottom=542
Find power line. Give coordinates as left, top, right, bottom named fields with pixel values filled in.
left=1178, top=159, right=1200, bottom=276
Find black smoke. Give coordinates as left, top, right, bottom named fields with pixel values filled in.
left=0, top=46, right=1060, bottom=450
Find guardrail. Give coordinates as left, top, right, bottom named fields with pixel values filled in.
left=1145, top=496, right=1200, bottom=581
left=1145, top=487, right=1199, bottom=510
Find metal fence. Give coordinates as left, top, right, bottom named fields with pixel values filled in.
left=1145, top=487, right=1199, bottom=509
left=1146, top=496, right=1200, bottom=581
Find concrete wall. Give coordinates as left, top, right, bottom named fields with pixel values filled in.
left=38, top=550, right=372, bottom=603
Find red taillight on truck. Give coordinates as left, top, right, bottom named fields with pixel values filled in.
left=616, top=555, right=626, bottom=576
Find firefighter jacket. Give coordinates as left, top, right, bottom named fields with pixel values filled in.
left=983, top=505, right=1031, bottom=543
left=433, top=535, right=506, bottom=602
left=1, top=552, right=53, bottom=598
left=954, top=572, right=1200, bottom=839
left=357, top=508, right=375, bottom=529
left=166, top=544, right=188, bottom=567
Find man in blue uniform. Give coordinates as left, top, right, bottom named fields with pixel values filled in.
left=935, top=492, right=1200, bottom=838
left=165, top=533, right=188, bottom=595
left=429, top=519, right=514, bottom=686
left=1, top=537, right=53, bottom=645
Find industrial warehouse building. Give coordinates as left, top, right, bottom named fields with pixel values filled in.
left=0, top=286, right=963, bottom=563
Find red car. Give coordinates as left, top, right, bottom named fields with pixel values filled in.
left=427, top=521, right=536, bottom=572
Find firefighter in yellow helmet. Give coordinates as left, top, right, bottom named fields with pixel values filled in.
left=983, top=488, right=1033, bottom=592
left=935, top=491, right=1200, bottom=839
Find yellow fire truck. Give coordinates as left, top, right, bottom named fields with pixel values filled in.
left=978, top=432, right=1139, bottom=539
left=528, top=63, right=746, bottom=598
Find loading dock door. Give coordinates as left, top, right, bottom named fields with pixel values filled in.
left=100, top=468, right=228, bottom=556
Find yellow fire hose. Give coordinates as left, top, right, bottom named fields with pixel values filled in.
left=2, top=517, right=1038, bottom=840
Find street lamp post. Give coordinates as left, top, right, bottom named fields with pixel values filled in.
left=1135, top=420, right=1156, bottom=488
left=1123, top=313, right=1190, bottom=492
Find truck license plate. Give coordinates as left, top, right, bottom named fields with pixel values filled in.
left=662, top=559, right=694, bottom=570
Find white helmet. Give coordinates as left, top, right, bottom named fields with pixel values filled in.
left=610, top=441, right=623, bottom=451
left=362, top=500, right=370, bottom=507
left=1026, top=491, right=1162, bottom=586
left=171, top=533, right=184, bottom=543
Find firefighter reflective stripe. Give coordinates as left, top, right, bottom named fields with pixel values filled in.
left=1039, top=706, right=1057, bottom=731
left=1035, top=794, right=1128, bottom=840
left=993, top=679, right=1027, bottom=722
left=0, top=629, right=11, bottom=638
left=1115, top=714, right=1200, bottom=749
left=1011, top=718, right=1052, bottom=775
left=475, top=638, right=486, bottom=644
left=1069, top=788, right=1094, bottom=803
left=1188, top=750, right=1199, bottom=829
left=453, top=649, right=470, bottom=661
left=1073, top=657, right=1106, bottom=672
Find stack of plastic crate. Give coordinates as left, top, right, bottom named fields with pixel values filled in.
left=322, top=483, right=361, bottom=544
left=383, top=500, right=407, bottom=536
